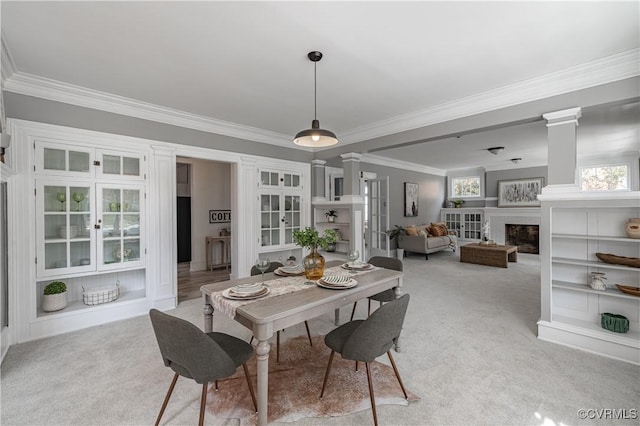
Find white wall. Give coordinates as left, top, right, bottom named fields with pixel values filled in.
left=177, top=157, right=231, bottom=271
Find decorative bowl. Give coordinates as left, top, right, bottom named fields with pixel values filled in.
left=600, top=313, right=629, bottom=333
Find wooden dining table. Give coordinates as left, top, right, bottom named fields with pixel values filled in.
left=201, top=259, right=404, bottom=426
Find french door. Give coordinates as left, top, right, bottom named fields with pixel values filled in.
left=367, top=177, right=390, bottom=258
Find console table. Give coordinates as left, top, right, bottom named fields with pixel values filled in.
left=206, top=236, right=231, bottom=270
left=460, top=243, right=517, bottom=268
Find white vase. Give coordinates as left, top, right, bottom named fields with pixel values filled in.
left=396, top=248, right=404, bottom=259
left=42, top=292, right=67, bottom=312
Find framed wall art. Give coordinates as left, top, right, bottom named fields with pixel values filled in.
left=497, top=177, right=544, bottom=207
left=404, top=182, right=418, bottom=217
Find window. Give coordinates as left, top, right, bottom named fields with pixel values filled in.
left=580, top=164, right=628, bottom=191
left=451, top=176, right=481, bottom=198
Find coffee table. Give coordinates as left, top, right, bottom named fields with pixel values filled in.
left=460, top=243, right=518, bottom=268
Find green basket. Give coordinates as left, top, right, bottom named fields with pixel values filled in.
left=600, top=313, right=629, bottom=333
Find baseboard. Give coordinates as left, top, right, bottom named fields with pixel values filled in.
left=537, top=320, right=640, bottom=365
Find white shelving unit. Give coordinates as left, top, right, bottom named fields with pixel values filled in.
left=538, top=194, right=640, bottom=364
left=441, top=208, right=484, bottom=241
left=313, top=203, right=352, bottom=254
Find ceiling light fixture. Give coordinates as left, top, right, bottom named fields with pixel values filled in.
left=293, top=51, right=338, bottom=147
left=487, top=146, right=505, bottom=155
left=510, top=158, right=522, bottom=164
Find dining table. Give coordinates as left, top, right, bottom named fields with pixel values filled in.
left=200, top=259, right=404, bottom=426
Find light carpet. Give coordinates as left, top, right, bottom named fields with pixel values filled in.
left=206, top=335, right=419, bottom=424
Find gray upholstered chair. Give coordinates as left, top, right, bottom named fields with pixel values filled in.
left=320, top=294, right=410, bottom=426
left=250, top=261, right=313, bottom=363
left=149, top=309, right=257, bottom=426
left=350, top=256, right=402, bottom=321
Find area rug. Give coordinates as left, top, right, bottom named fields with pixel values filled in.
left=206, top=334, right=420, bottom=424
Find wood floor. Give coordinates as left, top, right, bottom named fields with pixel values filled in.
left=177, top=262, right=230, bottom=302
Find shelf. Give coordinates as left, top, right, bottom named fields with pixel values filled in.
left=552, top=257, right=640, bottom=272
left=37, top=289, right=146, bottom=318
left=551, top=314, right=640, bottom=344
left=553, top=280, right=640, bottom=301
left=317, top=222, right=349, bottom=226
left=553, top=234, right=640, bottom=243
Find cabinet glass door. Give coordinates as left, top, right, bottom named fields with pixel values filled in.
left=98, top=151, right=142, bottom=178
left=283, top=195, right=301, bottom=244
left=37, top=182, right=93, bottom=276
left=99, top=186, right=142, bottom=268
left=260, top=194, right=280, bottom=247
left=36, top=142, right=93, bottom=176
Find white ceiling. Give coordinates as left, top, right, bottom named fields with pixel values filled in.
left=2, top=1, right=639, bottom=172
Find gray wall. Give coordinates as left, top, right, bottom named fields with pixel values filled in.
left=360, top=162, right=446, bottom=228
left=485, top=166, right=548, bottom=207
left=4, top=92, right=312, bottom=163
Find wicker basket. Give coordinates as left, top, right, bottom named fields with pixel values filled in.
left=83, top=282, right=120, bottom=306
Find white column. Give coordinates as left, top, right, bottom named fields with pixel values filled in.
left=541, top=107, right=582, bottom=195
left=149, top=146, right=177, bottom=309
left=311, top=159, right=327, bottom=203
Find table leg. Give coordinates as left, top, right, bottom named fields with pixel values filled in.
left=255, top=339, right=270, bottom=426
left=393, top=279, right=404, bottom=352
left=334, top=308, right=340, bottom=326
left=203, top=302, right=214, bottom=333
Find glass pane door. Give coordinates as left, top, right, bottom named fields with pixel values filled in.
left=38, top=182, right=93, bottom=276
left=260, top=194, right=280, bottom=247
left=37, top=142, right=93, bottom=176
left=100, top=186, right=142, bottom=267
left=283, top=195, right=301, bottom=244
left=98, top=151, right=142, bottom=179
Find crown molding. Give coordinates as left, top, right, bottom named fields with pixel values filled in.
left=483, top=160, right=548, bottom=172
left=1, top=33, right=18, bottom=84
left=4, top=71, right=299, bottom=148
left=361, top=153, right=446, bottom=176
left=3, top=49, right=638, bottom=152
left=338, top=49, right=640, bottom=144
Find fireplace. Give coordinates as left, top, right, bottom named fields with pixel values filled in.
left=505, top=224, right=539, bottom=254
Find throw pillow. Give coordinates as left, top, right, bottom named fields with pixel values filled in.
left=425, top=226, right=434, bottom=236
left=417, top=228, right=427, bottom=236
left=430, top=222, right=448, bottom=237
left=405, top=226, right=418, bottom=236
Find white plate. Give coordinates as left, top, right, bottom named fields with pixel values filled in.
left=274, top=268, right=304, bottom=276
left=232, top=283, right=264, bottom=294
left=279, top=265, right=303, bottom=273
left=222, top=286, right=270, bottom=300
left=341, top=262, right=372, bottom=270
left=322, top=274, right=352, bottom=285
left=317, top=278, right=357, bottom=290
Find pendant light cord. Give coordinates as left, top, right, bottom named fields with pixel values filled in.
left=314, top=61, right=317, bottom=120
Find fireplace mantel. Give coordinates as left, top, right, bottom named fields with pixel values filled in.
left=482, top=207, right=541, bottom=246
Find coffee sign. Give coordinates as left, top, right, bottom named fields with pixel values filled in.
left=209, top=210, right=231, bottom=223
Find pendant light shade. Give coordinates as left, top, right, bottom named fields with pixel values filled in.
left=293, top=51, right=338, bottom=147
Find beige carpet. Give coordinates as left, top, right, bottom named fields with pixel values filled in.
left=205, top=335, right=419, bottom=424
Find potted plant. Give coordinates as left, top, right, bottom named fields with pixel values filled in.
left=386, top=225, right=407, bottom=259
left=325, top=210, right=337, bottom=223
left=42, top=281, right=67, bottom=312
left=450, top=199, right=465, bottom=208
left=293, top=227, right=337, bottom=279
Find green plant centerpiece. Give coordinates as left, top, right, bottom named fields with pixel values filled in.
left=42, top=281, right=68, bottom=312
left=293, top=227, right=337, bottom=280
left=450, top=199, right=465, bottom=208
left=325, top=210, right=337, bottom=223
left=386, top=225, right=407, bottom=248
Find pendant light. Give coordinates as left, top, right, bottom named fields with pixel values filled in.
left=293, top=51, right=338, bottom=147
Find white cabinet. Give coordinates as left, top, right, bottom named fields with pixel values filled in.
left=538, top=195, right=640, bottom=364
left=258, top=169, right=304, bottom=251
left=441, top=209, right=483, bottom=241
left=34, top=141, right=147, bottom=318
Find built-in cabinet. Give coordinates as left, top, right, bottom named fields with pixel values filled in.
left=538, top=194, right=640, bottom=364
left=258, top=169, right=303, bottom=251
left=313, top=203, right=352, bottom=254
left=33, top=139, right=147, bottom=318
left=441, top=208, right=484, bottom=241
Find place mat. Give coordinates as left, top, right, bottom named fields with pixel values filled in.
left=210, top=264, right=380, bottom=318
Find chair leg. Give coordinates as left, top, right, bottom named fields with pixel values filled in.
left=304, top=321, right=313, bottom=346
left=276, top=330, right=280, bottom=363
left=199, top=383, right=207, bottom=426
left=249, top=336, right=254, bottom=345
left=242, top=363, right=258, bottom=412
left=155, top=372, right=179, bottom=426
left=365, top=362, right=378, bottom=426
left=367, top=299, right=372, bottom=316
left=350, top=301, right=358, bottom=321
left=214, top=380, right=219, bottom=391
left=387, top=351, right=409, bottom=399
left=319, top=350, right=335, bottom=398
